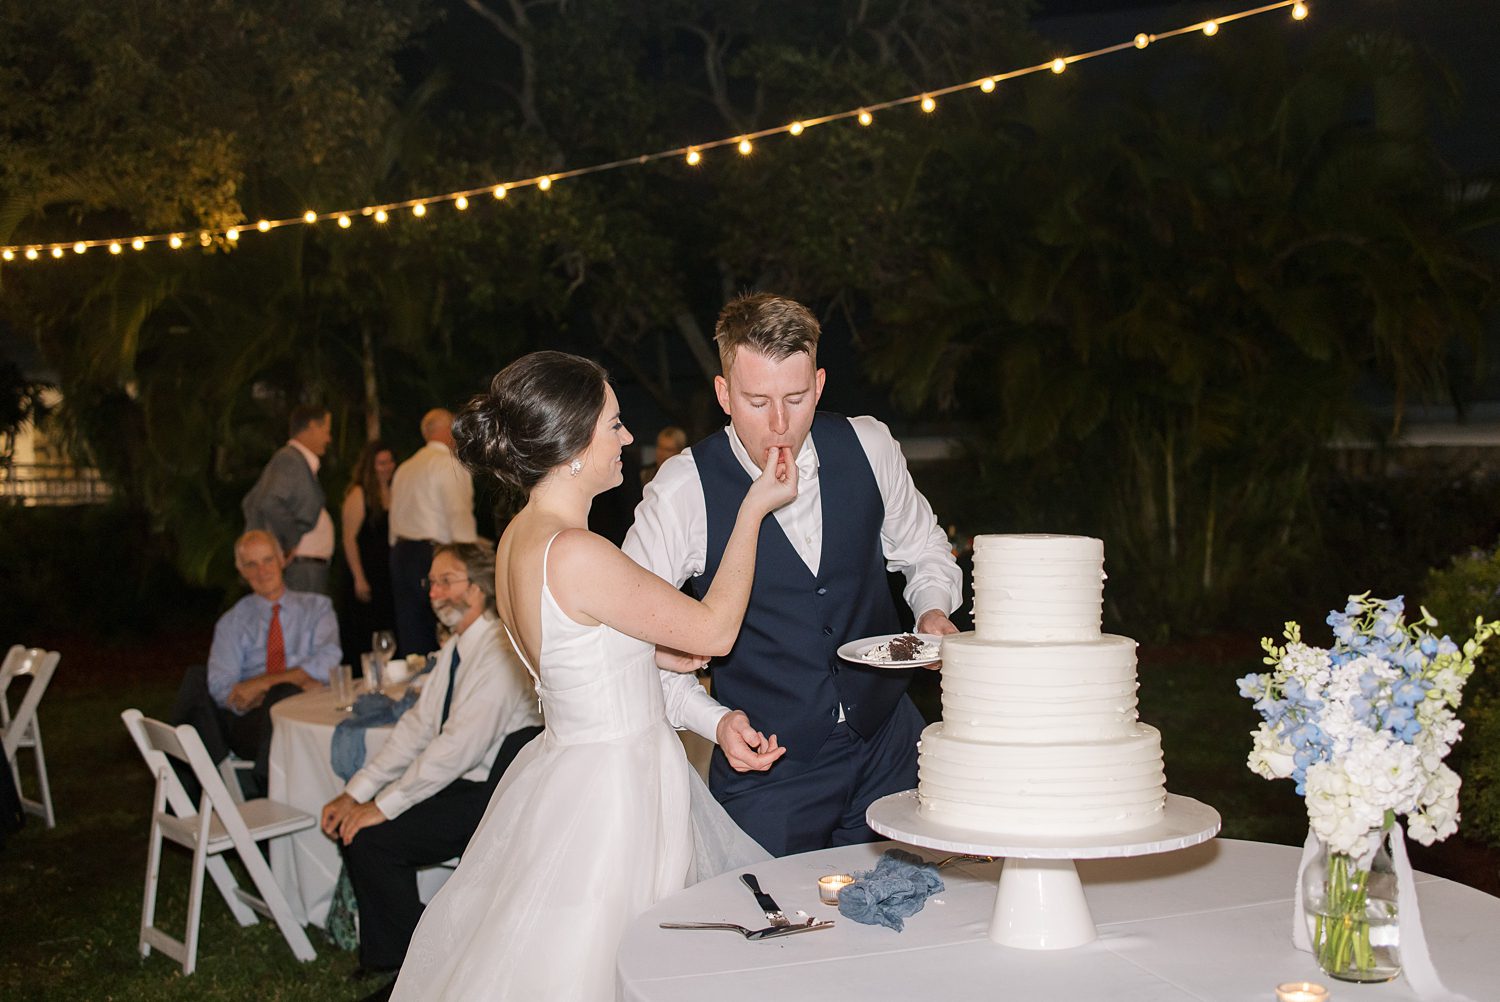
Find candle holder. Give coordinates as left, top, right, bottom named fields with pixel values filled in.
left=818, top=874, right=854, bottom=905
left=1275, top=982, right=1330, bottom=1002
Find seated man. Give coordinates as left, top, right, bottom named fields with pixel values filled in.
left=320, top=542, right=543, bottom=986
left=172, top=530, right=340, bottom=797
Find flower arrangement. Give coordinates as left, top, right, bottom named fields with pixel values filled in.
left=1239, top=594, right=1498, bottom=980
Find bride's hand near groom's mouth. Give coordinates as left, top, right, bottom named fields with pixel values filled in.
left=744, top=445, right=798, bottom=516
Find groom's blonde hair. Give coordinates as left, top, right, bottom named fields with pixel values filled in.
left=714, top=293, right=820, bottom=376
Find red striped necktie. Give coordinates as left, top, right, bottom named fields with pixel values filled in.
left=267, top=603, right=286, bottom=674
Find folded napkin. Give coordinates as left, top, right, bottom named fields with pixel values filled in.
left=330, top=690, right=419, bottom=781
left=837, top=849, right=944, bottom=932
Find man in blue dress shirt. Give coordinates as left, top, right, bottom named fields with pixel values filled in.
left=173, top=529, right=341, bottom=796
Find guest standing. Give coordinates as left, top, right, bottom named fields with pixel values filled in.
left=171, top=530, right=341, bottom=796
left=387, top=409, right=477, bottom=656
left=341, top=440, right=398, bottom=658
left=641, top=424, right=687, bottom=486
left=242, top=404, right=336, bottom=595
left=322, top=542, right=542, bottom=990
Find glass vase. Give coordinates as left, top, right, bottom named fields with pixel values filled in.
left=1301, top=834, right=1401, bottom=983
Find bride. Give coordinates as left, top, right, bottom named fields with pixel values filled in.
left=390, top=351, right=796, bottom=1000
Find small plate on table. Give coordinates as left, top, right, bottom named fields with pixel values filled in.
left=837, top=633, right=944, bottom=668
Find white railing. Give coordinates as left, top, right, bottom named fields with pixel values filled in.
left=0, top=463, right=113, bottom=506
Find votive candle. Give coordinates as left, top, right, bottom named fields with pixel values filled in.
left=1275, top=982, right=1330, bottom=1002
left=818, top=874, right=854, bottom=905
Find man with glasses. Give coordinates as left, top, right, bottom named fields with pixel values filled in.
left=320, top=542, right=542, bottom=990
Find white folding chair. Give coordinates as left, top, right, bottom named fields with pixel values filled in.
left=1, top=644, right=60, bottom=828
left=120, top=709, right=317, bottom=974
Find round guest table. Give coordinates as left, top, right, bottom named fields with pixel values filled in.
left=616, top=839, right=1500, bottom=1002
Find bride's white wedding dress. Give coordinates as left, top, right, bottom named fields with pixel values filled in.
left=391, top=533, right=767, bottom=1000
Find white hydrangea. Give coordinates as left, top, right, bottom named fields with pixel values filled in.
left=1282, top=642, right=1332, bottom=690
left=1407, top=765, right=1463, bottom=845
left=1305, top=761, right=1387, bottom=857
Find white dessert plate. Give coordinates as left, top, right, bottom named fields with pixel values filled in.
left=837, top=633, right=944, bottom=668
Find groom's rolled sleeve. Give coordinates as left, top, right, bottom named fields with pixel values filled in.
left=624, top=451, right=732, bottom=741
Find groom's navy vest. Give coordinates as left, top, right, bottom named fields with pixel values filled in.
left=689, top=413, right=908, bottom=782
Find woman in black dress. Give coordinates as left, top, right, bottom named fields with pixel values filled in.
left=339, top=440, right=397, bottom=657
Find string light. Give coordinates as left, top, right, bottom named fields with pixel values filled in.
left=0, top=2, right=1313, bottom=264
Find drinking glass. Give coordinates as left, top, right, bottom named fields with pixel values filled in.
left=372, top=630, right=396, bottom=666
left=361, top=651, right=383, bottom=694
left=331, top=664, right=355, bottom=710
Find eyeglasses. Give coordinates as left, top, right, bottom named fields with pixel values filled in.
left=422, top=574, right=471, bottom=590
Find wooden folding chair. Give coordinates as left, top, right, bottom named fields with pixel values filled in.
left=1, top=645, right=59, bottom=828
left=120, top=709, right=317, bottom=974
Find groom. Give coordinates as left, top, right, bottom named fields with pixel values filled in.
left=623, top=293, right=961, bottom=856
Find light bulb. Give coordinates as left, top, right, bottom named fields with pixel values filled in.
left=412, top=203, right=427, bottom=217
left=921, top=95, right=936, bottom=113
left=199, top=232, right=212, bottom=245
left=374, top=209, right=388, bottom=223
left=132, top=238, right=145, bottom=251
left=1202, top=20, right=1218, bottom=36
left=226, top=228, right=239, bottom=241
left=107, top=243, right=121, bottom=255
left=980, top=78, right=996, bottom=93
left=858, top=110, right=873, bottom=126
left=1051, top=58, right=1067, bottom=74
left=338, top=214, right=352, bottom=228
left=686, top=148, right=701, bottom=165
left=303, top=210, right=318, bottom=224
left=737, top=138, right=753, bottom=155
left=257, top=219, right=271, bottom=232
left=1, top=249, right=13, bottom=261
left=1292, top=2, right=1308, bottom=19
left=538, top=176, right=553, bottom=190
left=169, top=235, right=183, bottom=249
left=52, top=246, right=65, bottom=258
left=455, top=195, right=469, bottom=210
left=25, top=248, right=38, bottom=260
left=493, top=185, right=507, bottom=199
left=1135, top=33, right=1150, bottom=49
left=73, top=242, right=87, bottom=254
left=788, top=121, right=804, bottom=136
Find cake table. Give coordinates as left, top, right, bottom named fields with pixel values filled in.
left=867, top=790, right=1220, bottom=950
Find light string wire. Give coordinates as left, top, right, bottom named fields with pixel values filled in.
left=0, top=1, right=1309, bottom=263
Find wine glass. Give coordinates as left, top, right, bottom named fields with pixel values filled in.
left=372, top=630, right=396, bottom=668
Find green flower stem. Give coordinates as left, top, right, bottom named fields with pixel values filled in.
left=1316, top=851, right=1375, bottom=975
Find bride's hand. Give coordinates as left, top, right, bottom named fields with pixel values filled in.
left=744, top=445, right=798, bottom=515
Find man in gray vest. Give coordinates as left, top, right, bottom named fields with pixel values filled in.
left=623, top=293, right=961, bottom=856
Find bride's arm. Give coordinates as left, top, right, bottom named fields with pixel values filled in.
left=550, top=447, right=796, bottom=655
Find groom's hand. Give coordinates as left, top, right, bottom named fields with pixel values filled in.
left=716, top=710, right=784, bottom=772
left=915, top=610, right=959, bottom=671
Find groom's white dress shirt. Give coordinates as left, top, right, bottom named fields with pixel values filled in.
left=622, top=416, right=962, bottom=742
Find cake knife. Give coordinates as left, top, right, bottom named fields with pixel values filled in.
left=740, top=873, right=790, bottom=927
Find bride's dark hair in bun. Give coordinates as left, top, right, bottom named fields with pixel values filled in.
left=454, top=351, right=609, bottom=492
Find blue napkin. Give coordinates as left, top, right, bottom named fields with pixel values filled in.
left=837, top=849, right=944, bottom=932
left=330, top=689, right=419, bottom=781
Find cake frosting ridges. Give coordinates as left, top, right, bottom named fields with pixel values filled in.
left=916, top=533, right=1167, bottom=836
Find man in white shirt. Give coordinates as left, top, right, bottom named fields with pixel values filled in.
left=242, top=404, right=336, bottom=594
left=387, top=408, right=478, bottom=654
left=320, top=542, right=542, bottom=981
left=623, top=293, right=962, bottom=856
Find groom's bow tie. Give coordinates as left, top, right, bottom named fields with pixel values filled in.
left=795, top=452, right=819, bottom=483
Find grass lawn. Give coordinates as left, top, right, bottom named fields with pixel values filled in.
left=3, top=630, right=1494, bottom=1000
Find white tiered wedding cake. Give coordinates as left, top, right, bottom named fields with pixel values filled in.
left=916, top=534, right=1167, bottom=836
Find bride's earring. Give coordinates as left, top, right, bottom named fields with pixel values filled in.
left=568, top=459, right=583, bottom=477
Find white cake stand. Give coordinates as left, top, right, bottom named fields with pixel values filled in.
left=867, top=790, right=1220, bottom=950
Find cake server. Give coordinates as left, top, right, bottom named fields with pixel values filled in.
left=659, top=919, right=833, bottom=940
left=740, top=873, right=790, bottom=927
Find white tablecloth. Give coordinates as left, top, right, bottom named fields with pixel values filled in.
left=617, top=838, right=1500, bottom=1002
left=267, top=687, right=453, bottom=927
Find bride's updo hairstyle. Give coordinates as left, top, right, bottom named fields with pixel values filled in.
left=454, top=350, right=609, bottom=492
